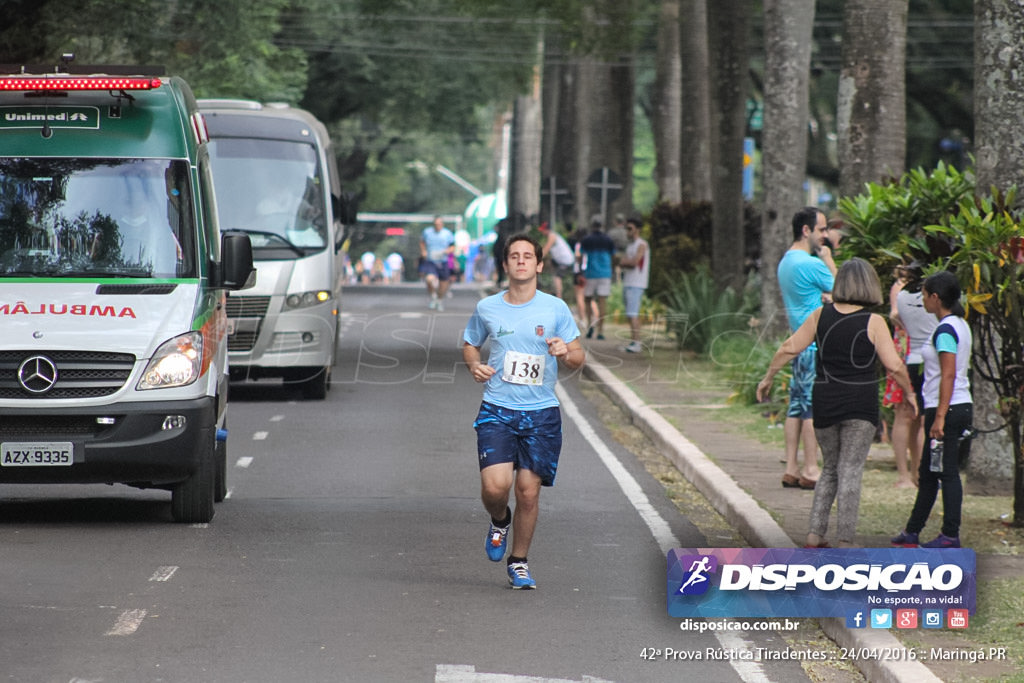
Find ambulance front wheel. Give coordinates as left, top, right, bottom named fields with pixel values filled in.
left=171, top=432, right=216, bottom=523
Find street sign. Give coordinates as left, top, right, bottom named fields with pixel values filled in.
left=540, top=176, right=573, bottom=228
left=586, top=167, right=623, bottom=226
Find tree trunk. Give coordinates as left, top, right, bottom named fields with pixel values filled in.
left=973, top=0, right=1024, bottom=524
left=836, top=0, right=908, bottom=199
left=759, top=0, right=816, bottom=337
left=679, top=0, right=712, bottom=202
left=510, top=95, right=542, bottom=223
left=653, top=0, right=683, bottom=203
left=509, top=35, right=545, bottom=225
left=707, top=0, right=751, bottom=292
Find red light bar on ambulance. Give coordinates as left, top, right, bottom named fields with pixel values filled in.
left=0, top=76, right=162, bottom=92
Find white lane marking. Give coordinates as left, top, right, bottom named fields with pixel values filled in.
left=105, top=608, right=147, bottom=636
left=400, top=312, right=425, bottom=319
left=270, top=415, right=285, bottom=422
left=149, top=566, right=178, bottom=582
left=556, top=384, right=770, bottom=683
left=253, top=431, right=268, bottom=440
left=236, top=456, right=254, bottom=468
left=436, top=664, right=614, bottom=682
left=556, top=384, right=675, bottom=554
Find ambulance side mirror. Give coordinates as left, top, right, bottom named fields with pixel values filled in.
left=219, top=231, right=256, bottom=290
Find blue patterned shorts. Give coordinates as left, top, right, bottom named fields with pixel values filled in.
left=787, top=345, right=816, bottom=420
left=473, top=402, right=562, bottom=486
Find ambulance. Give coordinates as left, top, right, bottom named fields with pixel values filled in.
left=0, top=63, right=255, bottom=522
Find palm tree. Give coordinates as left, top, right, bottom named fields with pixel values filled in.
left=972, top=0, right=1024, bottom=524
left=759, top=0, right=816, bottom=335
left=707, top=0, right=753, bottom=292
left=836, top=0, right=909, bottom=198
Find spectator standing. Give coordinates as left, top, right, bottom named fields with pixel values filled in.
left=566, top=222, right=591, bottom=320
left=538, top=221, right=575, bottom=300
left=757, top=258, right=916, bottom=548
left=607, top=213, right=629, bottom=253
left=579, top=217, right=616, bottom=339
left=892, top=262, right=937, bottom=486
left=775, top=206, right=837, bottom=490
left=462, top=234, right=585, bottom=589
left=885, top=268, right=915, bottom=488
left=419, top=216, right=455, bottom=311
left=385, top=251, right=404, bottom=283
left=892, top=271, right=973, bottom=549
left=359, top=251, right=376, bottom=284
left=618, top=216, right=649, bottom=353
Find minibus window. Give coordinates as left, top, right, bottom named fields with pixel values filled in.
left=206, top=138, right=327, bottom=253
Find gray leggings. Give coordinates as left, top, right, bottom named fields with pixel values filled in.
left=809, top=419, right=876, bottom=542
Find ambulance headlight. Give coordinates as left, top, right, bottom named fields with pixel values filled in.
left=138, top=332, right=203, bottom=390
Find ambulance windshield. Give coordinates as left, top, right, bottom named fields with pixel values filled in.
left=0, top=158, right=196, bottom=278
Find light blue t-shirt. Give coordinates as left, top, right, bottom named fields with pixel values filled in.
left=777, top=249, right=834, bottom=331
left=580, top=231, right=616, bottom=279
left=463, top=291, right=580, bottom=410
left=422, top=227, right=454, bottom=262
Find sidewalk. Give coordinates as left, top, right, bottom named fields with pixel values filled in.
left=579, top=333, right=1020, bottom=683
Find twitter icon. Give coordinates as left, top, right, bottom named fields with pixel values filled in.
left=870, top=609, right=893, bottom=628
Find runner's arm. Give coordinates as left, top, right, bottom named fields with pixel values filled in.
left=463, top=342, right=496, bottom=382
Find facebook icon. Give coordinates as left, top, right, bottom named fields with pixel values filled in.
left=845, top=610, right=866, bottom=629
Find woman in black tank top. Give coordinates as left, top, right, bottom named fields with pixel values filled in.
left=757, top=258, right=918, bottom=547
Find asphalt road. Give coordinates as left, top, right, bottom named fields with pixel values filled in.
left=0, top=284, right=819, bottom=683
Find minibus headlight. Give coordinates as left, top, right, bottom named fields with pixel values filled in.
left=138, top=332, right=203, bottom=390
left=284, top=290, right=331, bottom=310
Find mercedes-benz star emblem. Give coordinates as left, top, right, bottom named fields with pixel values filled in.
left=18, top=355, right=59, bottom=394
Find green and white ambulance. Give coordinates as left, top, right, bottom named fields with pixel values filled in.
left=0, top=63, right=255, bottom=522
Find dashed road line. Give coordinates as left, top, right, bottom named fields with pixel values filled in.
left=149, top=566, right=178, bottom=582
left=105, top=608, right=147, bottom=636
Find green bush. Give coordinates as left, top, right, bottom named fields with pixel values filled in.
left=660, top=267, right=760, bottom=355
left=838, top=161, right=975, bottom=280
left=646, top=200, right=761, bottom=300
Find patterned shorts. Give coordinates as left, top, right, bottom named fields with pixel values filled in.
left=787, top=346, right=816, bottom=420
left=473, top=402, right=562, bottom=486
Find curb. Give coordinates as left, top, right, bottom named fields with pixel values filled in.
left=583, top=358, right=941, bottom=683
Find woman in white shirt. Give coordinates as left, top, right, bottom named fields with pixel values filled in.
left=892, top=271, right=973, bottom=549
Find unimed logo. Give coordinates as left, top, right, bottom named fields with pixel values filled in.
left=0, top=106, right=100, bottom=129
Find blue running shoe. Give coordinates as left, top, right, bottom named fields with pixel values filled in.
left=891, top=530, right=919, bottom=547
left=921, top=533, right=960, bottom=548
left=507, top=561, right=536, bottom=589
left=486, top=520, right=510, bottom=562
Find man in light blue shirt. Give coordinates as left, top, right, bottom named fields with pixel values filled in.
left=776, top=207, right=836, bottom=491
left=463, top=234, right=585, bottom=589
left=420, top=216, right=455, bottom=311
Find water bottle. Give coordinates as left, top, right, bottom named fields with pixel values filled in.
left=929, top=438, right=943, bottom=473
